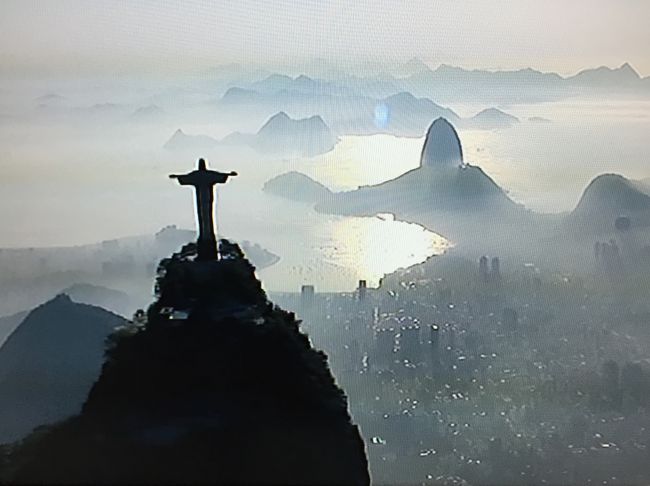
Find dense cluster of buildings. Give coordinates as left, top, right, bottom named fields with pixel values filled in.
left=274, top=251, right=650, bottom=485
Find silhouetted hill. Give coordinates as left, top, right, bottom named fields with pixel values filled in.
left=568, top=174, right=650, bottom=233
left=317, top=118, right=515, bottom=219
left=420, top=117, right=464, bottom=167
left=263, top=171, right=333, bottom=203
left=223, top=112, right=338, bottom=157
left=0, top=310, right=28, bottom=347
left=164, top=129, right=219, bottom=151
left=0, top=295, right=125, bottom=444
left=465, top=108, right=519, bottom=129
left=5, top=241, right=369, bottom=485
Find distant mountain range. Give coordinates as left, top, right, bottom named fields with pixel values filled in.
left=567, top=62, right=643, bottom=87
left=216, top=61, right=648, bottom=130
left=398, top=61, right=649, bottom=102
left=247, top=73, right=354, bottom=97
left=166, top=112, right=338, bottom=157
left=220, top=77, right=526, bottom=137
left=0, top=294, right=126, bottom=443
left=222, top=111, right=338, bottom=157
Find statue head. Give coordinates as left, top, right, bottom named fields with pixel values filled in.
left=198, top=158, right=207, bottom=170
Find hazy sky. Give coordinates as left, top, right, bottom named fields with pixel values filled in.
left=1, top=0, right=649, bottom=76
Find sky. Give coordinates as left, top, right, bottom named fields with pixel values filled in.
left=1, top=0, right=649, bottom=77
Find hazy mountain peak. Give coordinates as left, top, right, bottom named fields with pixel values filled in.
left=50, top=292, right=73, bottom=305
left=266, top=110, right=290, bottom=122
left=435, top=63, right=464, bottom=73
left=264, top=171, right=332, bottom=203
left=0, top=294, right=126, bottom=443
left=251, top=112, right=336, bottom=156
left=385, top=91, right=419, bottom=103
left=398, top=57, right=432, bottom=75
left=619, top=62, right=640, bottom=78
left=477, top=107, right=509, bottom=116
left=468, top=108, right=520, bottom=129
left=420, top=117, right=464, bottom=167
left=164, top=129, right=219, bottom=151
left=405, top=57, right=429, bottom=68
left=294, top=74, right=314, bottom=83
left=570, top=63, right=642, bottom=85
left=571, top=173, right=650, bottom=222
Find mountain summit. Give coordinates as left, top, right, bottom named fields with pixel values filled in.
left=316, top=118, right=516, bottom=231
left=568, top=173, right=650, bottom=233
left=5, top=241, right=369, bottom=485
left=0, top=294, right=126, bottom=443
left=420, top=117, right=464, bottom=167
left=222, top=112, right=338, bottom=157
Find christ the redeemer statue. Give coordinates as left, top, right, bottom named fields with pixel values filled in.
left=170, top=158, right=237, bottom=261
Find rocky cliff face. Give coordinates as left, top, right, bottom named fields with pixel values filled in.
left=5, top=241, right=369, bottom=485
left=420, top=117, right=464, bottom=167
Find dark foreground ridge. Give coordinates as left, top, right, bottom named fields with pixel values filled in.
left=4, top=240, right=369, bottom=485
